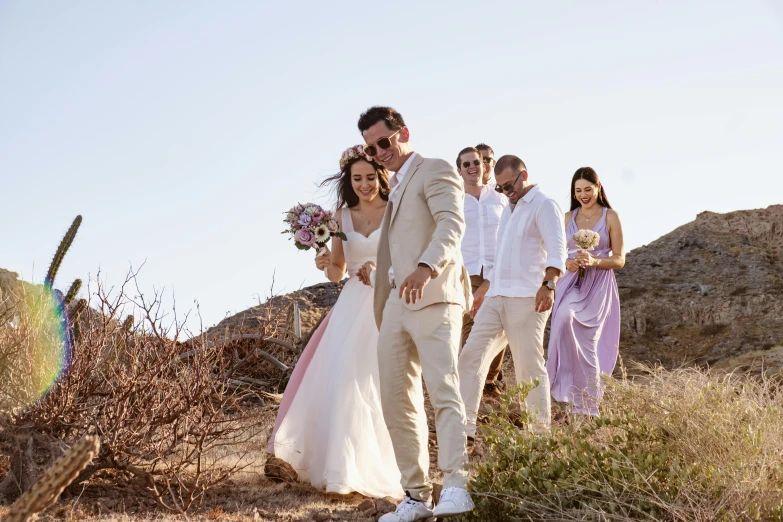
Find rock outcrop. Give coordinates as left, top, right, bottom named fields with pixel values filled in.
left=206, top=205, right=783, bottom=374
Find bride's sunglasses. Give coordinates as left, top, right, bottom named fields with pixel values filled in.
left=363, top=128, right=402, bottom=157
left=461, top=160, right=481, bottom=169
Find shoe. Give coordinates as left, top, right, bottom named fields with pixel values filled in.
left=378, top=493, right=435, bottom=522
left=432, top=487, right=475, bottom=518
left=483, top=381, right=502, bottom=398
left=497, top=369, right=503, bottom=382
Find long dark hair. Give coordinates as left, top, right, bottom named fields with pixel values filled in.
left=320, top=157, right=390, bottom=209
left=570, top=167, right=612, bottom=211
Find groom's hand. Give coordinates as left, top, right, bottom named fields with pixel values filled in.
left=399, top=265, right=433, bottom=304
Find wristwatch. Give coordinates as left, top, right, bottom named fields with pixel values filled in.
left=542, top=280, right=556, bottom=291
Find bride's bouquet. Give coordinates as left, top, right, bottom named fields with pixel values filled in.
left=282, top=203, right=346, bottom=276
left=571, top=229, right=600, bottom=279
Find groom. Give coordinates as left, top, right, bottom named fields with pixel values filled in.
left=358, top=106, right=474, bottom=521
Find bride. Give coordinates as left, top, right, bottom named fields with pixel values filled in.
left=268, top=145, right=403, bottom=498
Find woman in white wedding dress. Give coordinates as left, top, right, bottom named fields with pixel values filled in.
left=269, top=145, right=403, bottom=498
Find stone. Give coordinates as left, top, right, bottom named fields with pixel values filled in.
left=375, top=498, right=396, bottom=515
left=312, top=512, right=332, bottom=522
left=264, top=456, right=298, bottom=483
left=358, top=499, right=376, bottom=514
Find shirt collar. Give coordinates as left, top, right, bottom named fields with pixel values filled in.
left=395, top=152, right=418, bottom=179
left=521, top=184, right=540, bottom=203
left=509, top=185, right=540, bottom=210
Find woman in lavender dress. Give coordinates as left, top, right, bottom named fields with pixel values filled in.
left=547, top=167, right=626, bottom=416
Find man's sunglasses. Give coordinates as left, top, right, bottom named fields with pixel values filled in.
left=482, top=156, right=494, bottom=164
left=461, top=159, right=481, bottom=169
left=495, top=171, right=523, bottom=194
left=363, top=128, right=402, bottom=157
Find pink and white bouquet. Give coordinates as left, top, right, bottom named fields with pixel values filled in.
left=282, top=203, right=346, bottom=274
left=571, top=229, right=600, bottom=279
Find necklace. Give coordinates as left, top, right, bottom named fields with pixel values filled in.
left=579, top=207, right=601, bottom=220
left=352, top=202, right=386, bottom=228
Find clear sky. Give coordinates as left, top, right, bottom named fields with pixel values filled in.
left=2, top=1, right=782, bottom=335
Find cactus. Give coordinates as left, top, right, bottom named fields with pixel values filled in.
left=44, top=216, right=82, bottom=287
left=66, top=299, right=87, bottom=322
left=3, top=435, right=100, bottom=522
left=121, top=315, right=134, bottom=332
left=63, top=279, right=81, bottom=305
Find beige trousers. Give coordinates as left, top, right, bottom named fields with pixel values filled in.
left=458, top=296, right=551, bottom=438
left=378, top=295, right=469, bottom=501
left=461, top=273, right=506, bottom=382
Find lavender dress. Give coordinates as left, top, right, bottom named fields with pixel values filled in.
left=547, top=206, right=620, bottom=416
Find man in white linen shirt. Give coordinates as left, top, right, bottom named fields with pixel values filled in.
left=458, top=154, right=567, bottom=436
left=455, top=146, right=508, bottom=394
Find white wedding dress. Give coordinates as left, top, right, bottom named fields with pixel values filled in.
left=273, top=207, right=403, bottom=498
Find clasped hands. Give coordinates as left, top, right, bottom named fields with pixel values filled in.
left=566, top=250, right=597, bottom=272
left=357, top=262, right=432, bottom=305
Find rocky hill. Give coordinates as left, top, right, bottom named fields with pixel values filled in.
left=616, top=205, right=783, bottom=373
left=211, top=205, right=783, bottom=374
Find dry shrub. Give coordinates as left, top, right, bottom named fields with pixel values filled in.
left=0, top=270, right=265, bottom=513
left=469, top=367, right=783, bottom=521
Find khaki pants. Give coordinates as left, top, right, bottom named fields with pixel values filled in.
left=378, top=295, right=469, bottom=502
left=458, top=296, right=551, bottom=438
left=460, top=273, right=506, bottom=383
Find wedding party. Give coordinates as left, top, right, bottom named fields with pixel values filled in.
left=271, top=105, right=626, bottom=521
left=2, top=2, right=782, bottom=521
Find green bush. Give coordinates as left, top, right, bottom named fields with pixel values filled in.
left=467, top=368, right=783, bottom=521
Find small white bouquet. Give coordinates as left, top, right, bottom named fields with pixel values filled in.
left=571, top=229, right=600, bottom=279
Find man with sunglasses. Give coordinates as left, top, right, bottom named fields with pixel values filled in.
left=476, top=143, right=495, bottom=185
left=357, top=106, right=474, bottom=521
left=458, top=155, right=567, bottom=438
left=455, top=147, right=508, bottom=395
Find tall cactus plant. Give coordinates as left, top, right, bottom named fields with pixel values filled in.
left=64, top=279, right=82, bottom=305
left=44, top=215, right=82, bottom=287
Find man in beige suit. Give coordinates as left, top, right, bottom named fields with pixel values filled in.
left=356, top=106, right=474, bottom=522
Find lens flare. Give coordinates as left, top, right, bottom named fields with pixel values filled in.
left=2, top=282, right=71, bottom=407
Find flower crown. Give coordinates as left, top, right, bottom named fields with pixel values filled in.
left=339, top=145, right=371, bottom=169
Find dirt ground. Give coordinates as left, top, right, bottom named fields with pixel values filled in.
left=0, top=355, right=518, bottom=522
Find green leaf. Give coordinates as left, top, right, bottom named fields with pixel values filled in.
left=337, top=232, right=348, bottom=241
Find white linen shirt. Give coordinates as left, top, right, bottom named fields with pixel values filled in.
left=485, top=185, right=567, bottom=298
left=374, top=152, right=421, bottom=287
left=461, top=183, right=508, bottom=277
left=388, top=152, right=419, bottom=202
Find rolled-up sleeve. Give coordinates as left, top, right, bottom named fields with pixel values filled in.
left=537, top=199, right=567, bottom=275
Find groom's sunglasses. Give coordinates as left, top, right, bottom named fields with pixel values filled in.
left=483, top=156, right=494, bottom=164
left=363, top=128, right=402, bottom=157
left=495, top=171, right=523, bottom=194
left=461, top=160, right=481, bottom=169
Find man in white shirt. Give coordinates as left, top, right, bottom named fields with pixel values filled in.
left=455, top=146, right=508, bottom=394
left=476, top=143, right=495, bottom=185
left=458, top=155, right=567, bottom=437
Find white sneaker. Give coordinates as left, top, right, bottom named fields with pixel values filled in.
left=378, top=494, right=435, bottom=522
left=432, top=487, right=475, bottom=518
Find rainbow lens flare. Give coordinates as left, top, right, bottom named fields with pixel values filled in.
left=0, top=282, right=70, bottom=409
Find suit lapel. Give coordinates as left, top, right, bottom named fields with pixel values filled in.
left=390, top=155, right=424, bottom=226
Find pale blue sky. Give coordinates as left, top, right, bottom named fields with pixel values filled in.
left=2, top=1, right=782, bottom=334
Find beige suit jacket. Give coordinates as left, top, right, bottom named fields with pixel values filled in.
left=374, top=154, right=473, bottom=328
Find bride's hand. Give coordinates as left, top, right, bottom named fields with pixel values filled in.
left=315, top=247, right=331, bottom=271
left=566, top=259, right=579, bottom=272
left=356, top=261, right=376, bottom=286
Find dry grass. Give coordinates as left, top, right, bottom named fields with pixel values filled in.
left=469, top=364, right=783, bottom=521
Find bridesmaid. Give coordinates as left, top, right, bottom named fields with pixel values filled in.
left=547, top=167, right=625, bottom=416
